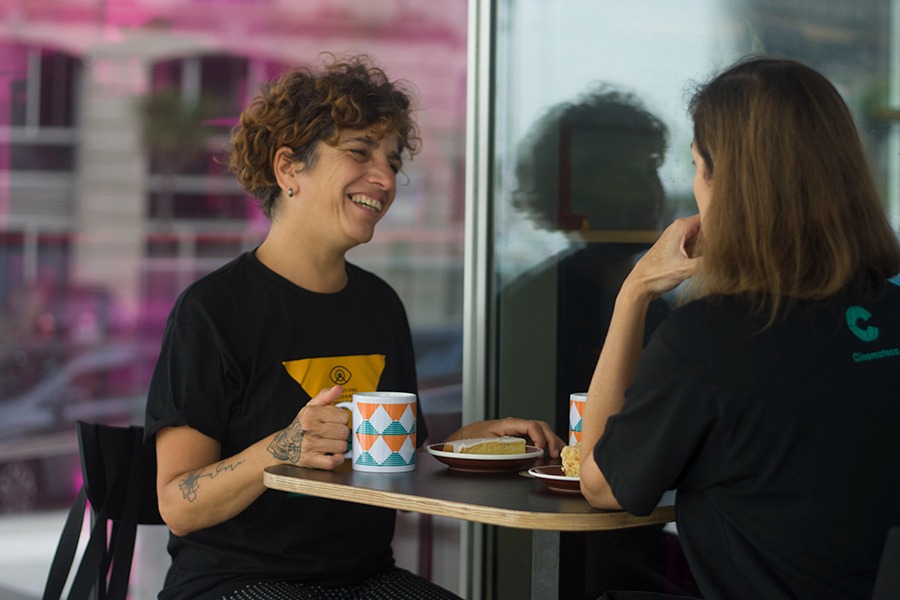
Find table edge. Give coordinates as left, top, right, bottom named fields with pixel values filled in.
left=263, top=468, right=674, bottom=531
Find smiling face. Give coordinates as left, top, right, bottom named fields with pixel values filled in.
left=691, top=140, right=713, bottom=222
left=292, top=127, right=403, bottom=249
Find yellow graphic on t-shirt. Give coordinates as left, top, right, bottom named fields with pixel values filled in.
left=282, top=354, right=385, bottom=404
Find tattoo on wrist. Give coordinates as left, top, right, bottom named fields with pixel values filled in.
left=178, top=460, right=245, bottom=502
left=268, top=418, right=305, bottom=463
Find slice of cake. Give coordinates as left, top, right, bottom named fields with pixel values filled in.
left=560, top=442, right=581, bottom=477
left=443, top=436, right=526, bottom=455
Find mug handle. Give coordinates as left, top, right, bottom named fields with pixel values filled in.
left=335, top=401, right=353, bottom=458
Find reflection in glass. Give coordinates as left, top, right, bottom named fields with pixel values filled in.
left=493, top=0, right=897, bottom=461
left=489, top=1, right=896, bottom=597
left=501, top=86, right=671, bottom=428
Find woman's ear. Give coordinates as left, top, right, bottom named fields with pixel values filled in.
left=274, top=146, right=299, bottom=196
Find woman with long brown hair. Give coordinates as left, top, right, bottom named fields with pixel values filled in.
left=580, top=56, right=900, bottom=600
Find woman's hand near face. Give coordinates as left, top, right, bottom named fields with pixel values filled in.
left=268, top=385, right=349, bottom=470
left=580, top=215, right=701, bottom=508
left=624, top=214, right=702, bottom=301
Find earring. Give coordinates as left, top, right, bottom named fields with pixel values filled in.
left=287, top=188, right=294, bottom=198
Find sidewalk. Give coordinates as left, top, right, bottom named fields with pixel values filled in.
left=0, top=509, right=67, bottom=599
left=0, top=509, right=168, bottom=600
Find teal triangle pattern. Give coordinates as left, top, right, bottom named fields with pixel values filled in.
left=357, top=421, right=379, bottom=435
left=356, top=452, right=380, bottom=466
left=355, top=451, right=415, bottom=467
left=382, top=422, right=411, bottom=435
left=356, top=420, right=417, bottom=435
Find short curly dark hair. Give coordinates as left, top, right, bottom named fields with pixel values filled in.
left=229, top=54, right=421, bottom=218
left=513, top=87, right=668, bottom=231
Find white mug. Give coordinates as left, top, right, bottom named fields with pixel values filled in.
left=336, top=391, right=417, bottom=472
left=568, top=392, right=587, bottom=445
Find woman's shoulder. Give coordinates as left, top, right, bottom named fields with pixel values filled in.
left=864, top=278, right=900, bottom=304
left=346, top=263, right=401, bottom=297
left=652, top=295, right=766, bottom=362
left=663, top=294, right=748, bottom=327
left=169, top=252, right=256, bottom=311
left=658, top=284, right=900, bottom=349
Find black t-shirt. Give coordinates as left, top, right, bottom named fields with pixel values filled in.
left=597, top=284, right=900, bottom=600
left=145, top=252, right=425, bottom=599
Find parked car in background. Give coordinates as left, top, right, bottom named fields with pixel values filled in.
left=0, top=326, right=463, bottom=513
left=0, top=340, right=157, bottom=512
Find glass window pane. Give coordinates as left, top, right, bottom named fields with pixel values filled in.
left=490, top=1, right=897, bottom=597
left=495, top=0, right=897, bottom=447
left=0, top=4, right=466, bottom=594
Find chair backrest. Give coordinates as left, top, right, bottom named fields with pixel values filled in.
left=42, top=421, right=163, bottom=600
left=77, top=421, right=163, bottom=525
left=872, top=526, right=900, bottom=600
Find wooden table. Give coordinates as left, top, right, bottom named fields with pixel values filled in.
left=264, top=451, right=674, bottom=599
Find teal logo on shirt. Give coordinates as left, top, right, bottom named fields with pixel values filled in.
left=846, top=306, right=879, bottom=342
left=846, top=305, right=899, bottom=363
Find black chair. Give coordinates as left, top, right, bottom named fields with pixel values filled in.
left=872, top=526, right=900, bottom=600
left=42, top=421, right=164, bottom=600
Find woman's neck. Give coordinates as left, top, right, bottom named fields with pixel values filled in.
left=255, top=226, right=349, bottom=293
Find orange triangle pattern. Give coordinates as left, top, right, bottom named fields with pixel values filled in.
left=383, top=434, right=411, bottom=452
left=357, top=402, right=379, bottom=420
left=356, top=433, right=381, bottom=451
left=384, top=403, right=412, bottom=421
left=356, top=433, right=413, bottom=452
left=571, top=401, right=584, bottom=418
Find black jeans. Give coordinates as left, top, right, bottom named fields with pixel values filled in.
left=584, top=526, right=700, bottom=598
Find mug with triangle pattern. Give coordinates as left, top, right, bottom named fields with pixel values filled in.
left=337, top=391, right=417, bottom=472
left=569, top=392, right=586, bottom=446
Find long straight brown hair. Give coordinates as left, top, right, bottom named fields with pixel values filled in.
left=688, top=56, right=900, bottom=321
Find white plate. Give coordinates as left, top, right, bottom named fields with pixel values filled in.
left=528, top=465, right=581, bottom=493
left=426, top=443, right=543, bottom=473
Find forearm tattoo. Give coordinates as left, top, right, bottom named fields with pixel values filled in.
left=178, top=459, right=245, bottom=502
left=268, top=418, right=305, bottom=463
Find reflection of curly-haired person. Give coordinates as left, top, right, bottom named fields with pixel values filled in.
left=147, top=54, right=464, bottom=600
left=148, top=53, right=562, bottom=600
left=503, top=85, right=674, bottom=421
left=513, top=87, right=668, bottom=233
left=500, top=87, right=698, bottom=598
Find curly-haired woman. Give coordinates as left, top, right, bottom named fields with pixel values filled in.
left=146, top=54, right=562, bottom=600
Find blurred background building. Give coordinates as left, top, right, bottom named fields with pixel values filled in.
left=0, top=1, right=467, bottom=596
